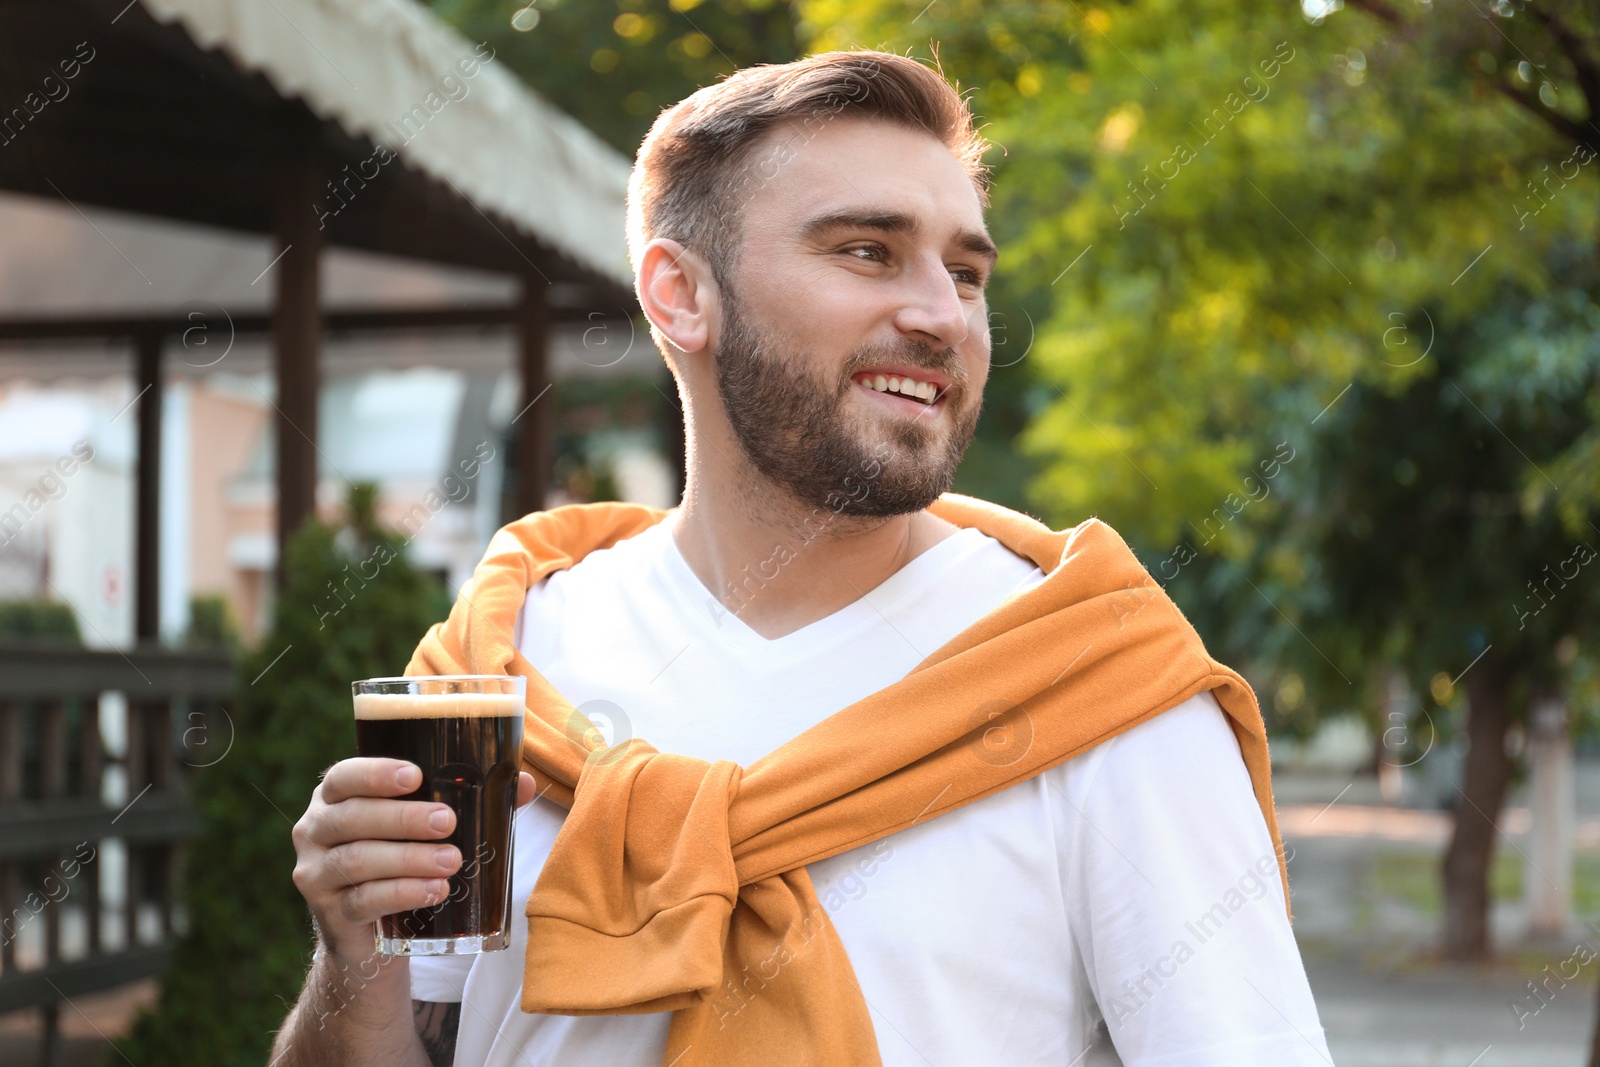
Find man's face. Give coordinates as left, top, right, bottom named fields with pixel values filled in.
left=709, top=116, right=995, bottom=517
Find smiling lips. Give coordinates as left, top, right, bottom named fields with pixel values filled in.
left=852, top=371, right=945, bottom=407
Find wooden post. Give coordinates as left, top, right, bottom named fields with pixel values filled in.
left=79, top=700, right=101, bottom=802
left=0, top=703, right=18, bottom=802
left=134, top=330, right=162, bottom=642
left=513, top=276, right=552, bottom=518
left=272, top=149, right=324, bottom=582
left=39, top=1002, right=60, bottom=1067
left=39, top=702, right=65, bottom=800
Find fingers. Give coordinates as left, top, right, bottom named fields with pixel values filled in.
left=292, top=759, right=466, bottom=958
left=516, top=771, right=538, bottom=807
left=334, top=876, right=454, bottom=928
left=319, top=757, right=422, bottom=805
left=300, top=795, right=455, bottom=853
left=296, top=838, right=461, bottom=896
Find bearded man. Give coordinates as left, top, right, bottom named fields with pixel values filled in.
left=274, top=49, right=1331, bottom=1067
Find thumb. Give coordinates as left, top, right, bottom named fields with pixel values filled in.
left=516, top=771, right=539, bottom=807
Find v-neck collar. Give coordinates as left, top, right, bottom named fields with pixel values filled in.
left=652, top=510, right=986, bottom=664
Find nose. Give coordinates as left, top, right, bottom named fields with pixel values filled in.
left=891, top=254, right=976, bottom=351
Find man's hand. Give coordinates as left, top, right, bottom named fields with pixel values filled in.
left=290, top=757, right=539, bottom=961
left=270, top=759, right=541, bottom=1066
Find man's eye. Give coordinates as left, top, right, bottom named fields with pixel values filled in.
left=951, top=268, right=986, bottom=288
left=846, top=245, right=887, bottom=262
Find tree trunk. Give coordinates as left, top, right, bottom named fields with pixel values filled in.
left=1526, top=695, right=1573, bottom=939
left=1440, top=658, right=1514, bottom=961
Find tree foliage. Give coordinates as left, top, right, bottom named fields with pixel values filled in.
left=811, top=0, right=1600, bottom=958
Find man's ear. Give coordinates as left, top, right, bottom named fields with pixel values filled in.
left=637, top=238, right=715, bottom=356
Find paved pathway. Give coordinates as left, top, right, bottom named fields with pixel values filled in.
left=1311, top=954, right=1592, bottom=1066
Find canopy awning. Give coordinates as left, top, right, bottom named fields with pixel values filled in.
left=0, top=0, right=635, bottom=298
left=137, top=0, right=633, bottom=288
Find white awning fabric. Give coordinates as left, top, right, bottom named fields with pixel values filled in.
left=137, top=0, right=633, bottom=287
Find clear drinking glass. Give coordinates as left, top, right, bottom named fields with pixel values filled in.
left=352, top=674, right=525, bottom=955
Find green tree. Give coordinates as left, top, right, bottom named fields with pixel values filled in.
left=808, top=0, right=1600, bottom=965
left=112, top=485, right=451, bottom=1066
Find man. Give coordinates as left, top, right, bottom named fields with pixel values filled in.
left=274, top=50, right=1330, bottom=1066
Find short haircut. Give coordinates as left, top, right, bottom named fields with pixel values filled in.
left=626, top=50, right=990, bottom=290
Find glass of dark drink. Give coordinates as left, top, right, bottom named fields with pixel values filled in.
left=352, top=675, right=525, bottom=956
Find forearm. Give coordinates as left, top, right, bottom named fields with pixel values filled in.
left=270, top=941, right=430, bottom=1067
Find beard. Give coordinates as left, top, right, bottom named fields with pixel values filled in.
left=711, top=288, right=982, bottom=518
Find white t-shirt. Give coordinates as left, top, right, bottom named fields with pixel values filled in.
left=410, top=512, right=1331, bottom=1066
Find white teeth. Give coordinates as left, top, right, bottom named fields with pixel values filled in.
left=857, top=374, right=938, bottom=404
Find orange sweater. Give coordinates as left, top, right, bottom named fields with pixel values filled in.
left=406, top=493, right=1286, bottom=1066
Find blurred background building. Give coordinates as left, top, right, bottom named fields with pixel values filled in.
left=0, top=189, right=675, bottom=644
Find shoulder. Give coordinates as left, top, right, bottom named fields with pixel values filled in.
left=526, top=513, right=671, bottom=596
left=513, top=514, right=673, bottom=647
left=1112, top=690, right=1241, bottom=767
left=1051, top=691, right=1250, bottom=812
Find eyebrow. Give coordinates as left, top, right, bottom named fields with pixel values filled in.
left=797, top=209, right=999, bottom=267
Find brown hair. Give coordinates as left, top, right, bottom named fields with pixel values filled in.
left=626, top=50, right=989, bottom=290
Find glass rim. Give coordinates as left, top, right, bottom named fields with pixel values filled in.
left=352, top=674, right=527, bottom=694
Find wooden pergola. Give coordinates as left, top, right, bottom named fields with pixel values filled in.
left=0, top=0, right=641, bottom=639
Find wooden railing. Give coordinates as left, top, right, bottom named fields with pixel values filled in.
left=0, top=642, right=234, bottom=1065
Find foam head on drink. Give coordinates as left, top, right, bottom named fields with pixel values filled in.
left=352, top=691, right=524, bottom=720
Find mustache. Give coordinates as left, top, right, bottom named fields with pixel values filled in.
left=840, top=341, right=966, bottom=394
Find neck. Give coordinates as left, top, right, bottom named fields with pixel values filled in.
left=670, top=421, right=958, bottom=640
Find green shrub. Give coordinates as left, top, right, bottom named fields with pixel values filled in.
left=111, top=483, right=454, bottom=1066
left=184, top=593, right=241, bottom=652
left=0, top=599, right=81, bottom=643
